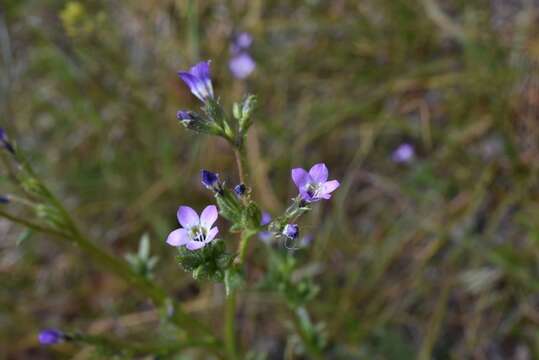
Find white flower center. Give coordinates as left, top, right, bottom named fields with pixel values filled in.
left=189, top=226, right=207, bottom=242
left=306, top=182, right=323, bottom=198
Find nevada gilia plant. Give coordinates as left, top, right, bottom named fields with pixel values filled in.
left=0, top=60, right=339, bottom=359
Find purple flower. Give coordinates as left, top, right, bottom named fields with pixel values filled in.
left=229, top=53, right=256, bottom=80
left=0, top=128, right=15, bottom=154
left=291, top=163, right=340, bottom=202
left=232, top=32, right=253, bottom=53
left=392, top=143, right=415, bottom=163
left=258, top=212, right=272, bottom=243
left=178, top=61, right=214, bottom=102
left=0, top=195, right=9, bottom=204
left=282, top=224, right=299, bottom=240
left=234, top=183, right=246, bottom=197
left=38, top=329, right=63, bottom=345
left=201, top=170, right=221, bottom=192
left=167, top=205, right=219, bottom=251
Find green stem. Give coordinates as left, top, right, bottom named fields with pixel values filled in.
left=224, top=291, right=238, bottom=360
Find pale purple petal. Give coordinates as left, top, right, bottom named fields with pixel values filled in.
left=309, top=163, right=328, bottom=183
left=177, top=206, right=199, bottom=229
left=321, top=180, right=340, bottom=195
left=200, top=205, right=218, bottom=229
left=166, top=228, right=189, bottom=246
left=205, top=227, right=219, bottom=243
left=261, top=212, right=272, bottom=226
left=291, top=168, right=310, bottom=190
left=178, top=72, right=204, bottom=100
left=191, top=61, right=211, bottom=80
left=236, top=32, right=253, bottom=49
left=186, top=240, right=206, bottom=251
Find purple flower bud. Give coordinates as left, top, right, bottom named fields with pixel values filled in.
left=177, top=61, right=214, bottom=102
left=38, top=329, right=63, bottom=345
left=233, top=183, right=246, bottom=197
left=282, top=224, right=299, bottom=240
left=291, top=163, right=340, bottom=203
left=0, top=128, right=15, bottom=154
left=177, top=110, right=195, bottom=125
left=232, top=32, right=253, bottom=52
left=229, top=53, right=256, bottom=80
left=392, top=143, right=415, bottom=163
left=201, top=170, right=221, bottom=193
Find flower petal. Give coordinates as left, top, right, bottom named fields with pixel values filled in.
left=322, top=180, right=340, bottom=195
left=205, top=227, right=219, bottom=243
left=177, top=206, right=199, bottom=229
left=166, top=228, right=189, bottom=247
left=186, top=240, right=206, bottom=251
left=291, top=168, right=310, bottom=190
left=178, top=72, right=204, bottom=100
left=200, top=205, right=218, bottom=228
left=309, top=163, right=328, bottom=183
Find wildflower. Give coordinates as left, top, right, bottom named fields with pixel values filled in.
left=178, top=61, right=214, bottom=102
left=38, top=329, right=64, bottom=345
left=258, top=212, right=272, bottom=243
left=282, top=224, right=299, bottom=240
left=166, top=205, right=219, bottom=250
left=229, top=53, right=256, bottom=80
left=233, top=183, right=246, bottom=197
left=201, top=170, right=222, bottom=193
left=231, top=32, right=253, bottom=53
left=392, top=143, right=415, bottom=163
left=291, top=163, right=340, bottom=202
left=0, top=128, right=15, bottom=154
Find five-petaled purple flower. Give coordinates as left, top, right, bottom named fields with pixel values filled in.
left=178, top=61, right=214, bottom=102
left=291, top=163, right=340, bottom=202
left=38, top=329, right=63, bottom=345
left=167, top=205, right=219, bottom=250
left=392, top=143, right=415, bottom=163
left=282, top=224, right=299, bottom=240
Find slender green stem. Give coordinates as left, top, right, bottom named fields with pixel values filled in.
left=224, top=291, right=238, bottom=360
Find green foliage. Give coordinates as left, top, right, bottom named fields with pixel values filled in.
left=177, top=240, right=234, bottom=282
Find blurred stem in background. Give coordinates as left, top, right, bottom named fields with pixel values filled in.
left=186, top=0, right=199, bottom=61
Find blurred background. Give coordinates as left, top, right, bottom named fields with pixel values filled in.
left=1, top=0, right=539, bottom=359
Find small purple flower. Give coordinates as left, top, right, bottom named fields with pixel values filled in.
left=166, top=205, right=219, bottom=251
left=229, top=53, right=256, bottom=80
left=258, top=212, right=272, bottom=242
left=291, top=163, right=340, bottom=202
left=392, top=143, right=415, bottom=163
left=38, top=329, right=63, bottom=345
left=0, top=128, right=15, bottom=154
left=178, top=61, right=214, bottom=102
left=282, top=224, right=299, bottom=240
left=234, top=183, right=246, bottom=197
left=232, top=32, right=253, bottom=53
left=0, top=195, right=9, bottom=204
left=201, top=170, right=221, bottom=192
